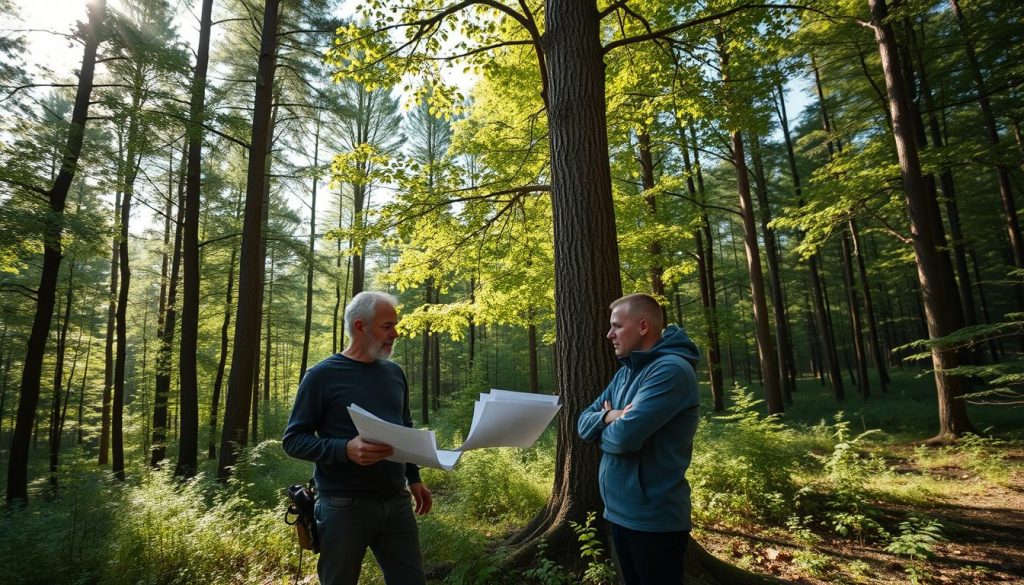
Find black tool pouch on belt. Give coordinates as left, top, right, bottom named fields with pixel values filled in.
left=285, top=480, right=319, bottom=553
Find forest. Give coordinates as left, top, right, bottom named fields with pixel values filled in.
left=0, top=0, right=1022, bottom=583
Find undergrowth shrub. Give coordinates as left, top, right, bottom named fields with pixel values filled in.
left=803, top=414, right=889, bottom=543
left=0, top=449, right=304, bottom=585
left=422, top=446, right=550, bottom=526
left=690, top=387, right=799, bottom=525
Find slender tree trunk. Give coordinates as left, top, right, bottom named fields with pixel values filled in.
left=950, top=0, right=1024, bottom=278
left=49, top=261, right=75, bottom=487
left=840, top=231, right=870, bottom=398
left=812, top=59, right=889, bottom=388
left=637, top=131, right=665, bottom=296
left=528, top=323, right=539, bottom=393
left=421, top=278, right=432, bottom=425
left=683, top=125, right=724, bottom=409
left=749, top=131, right=796, bottom=403
left=77, top=311, right=96, bottom=445
left=218, top=0, right=280, bottom=480
left=718, top=34, right=782, bottom=414
left=209, top=190, right=241, bottom=459
left=300, top=110, right=322, bottom=380
left=850, top=221, right=889, bottom=388
left=776, top=73, right=843, bottom=400
left=176, top=0, right=213, bottom=479
left=152, top=147, right=186, bottom=467
left=100, top=168, right=122, bottom=465
left=870, top=0, right=973, bottom=442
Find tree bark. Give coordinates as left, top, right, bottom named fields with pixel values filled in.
left=6, top=0, right=105, bottom=504
left=49, top=261, right=74, bottom=487
left=508, top=0, right=614, bottom=558
left=718, top=35, right=783, bottom=415
left=682, top=125, right=724, bottom=410
left=869, top=0, right=973, bottom=442
left=208, top=192, right=240, bottom=460
left=152, top=146, right=186, bottom=467
left=776, top=73, right=844, bottom=400
left=637, top=131, right=665, bottom=296
left=218, top=0, right=280, bottom=480
left=749, top=131, right=796, bottom=403
left=177, top=0, right=213, bottom=478
left=300, top=109, right=322, bottom=380
left=840, top=230, right=870, bottom=398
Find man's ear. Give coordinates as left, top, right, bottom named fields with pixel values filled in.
left=352, top=319, right=364, bottom=334
left=639, top=317, right=650, bottom=336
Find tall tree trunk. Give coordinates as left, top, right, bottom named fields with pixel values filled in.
left=152, top=146, right=186, bottom=467
left=718, top=35, right=783, bottom=414
left=840, top=230, right=870, bottom=398
left=869, top=0, right=973, bottom=442
left=849, top=221, right=889, bottom=388
left=49, top=261, right=75, bottom=487
left=420, top=278, right=432, bottom=425
left=749, top=131, right=797, bottom=403
left=176, top=0, right=213, bottom=479
left=776, top=74, right=844, bottom=400
left=300, top=110, right=322, bottom=380
left=637, top=131, right=665, bottom=296
left=683, top=125, right=724, bottom=410
left=7, top=0, right=106, bottom=504
left=100, top=151, right=122, bottom=466
left=208, top=194, right=239, bottom=460
left=509, top=0, right=614, bottom=556
left=218, top=0, right=280, bottom=480
left=949, top=0, right=1024, bottom=279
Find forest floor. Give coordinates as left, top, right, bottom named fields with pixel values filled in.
left=696, top=445, right=1024, bottom=584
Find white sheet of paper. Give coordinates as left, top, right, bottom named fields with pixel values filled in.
left=459, top=391, right=561, bottom=451
left=347, top=404, right=461, bottom=471
left=347, top=390, right=559, bottom=471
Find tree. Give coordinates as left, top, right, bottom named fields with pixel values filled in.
left=5, top=0, right=106, bottom=504
left=217, top=0, right=280, bottom=480
left=867, top=0, right=973, bottom=442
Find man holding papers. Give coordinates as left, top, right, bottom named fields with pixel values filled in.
left=577, top=293, right=701, bottom=585
left=283, top=291, right=431, bottom=585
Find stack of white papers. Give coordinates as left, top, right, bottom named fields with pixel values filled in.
left=347, top=389, right=561, bottom=471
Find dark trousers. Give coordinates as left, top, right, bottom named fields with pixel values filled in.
left=314, top=490, right=425, bottom=585
left=609, top=521, right=689, bottom=585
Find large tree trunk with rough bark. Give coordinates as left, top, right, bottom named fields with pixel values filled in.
left=869, top=0, right=973, bottom=442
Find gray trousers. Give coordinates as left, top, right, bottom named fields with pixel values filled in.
left=314, top=489, right=425, bottom=585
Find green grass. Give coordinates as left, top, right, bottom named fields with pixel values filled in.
left=1, top=367, right=1020, bottom=584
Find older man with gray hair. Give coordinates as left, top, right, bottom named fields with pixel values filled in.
left=284, top=291, right=432, bottom=585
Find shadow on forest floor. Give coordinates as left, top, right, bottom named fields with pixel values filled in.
left=695, top=447, right=1024, bottom=584
left=692, top=372, right=1024, bottom=584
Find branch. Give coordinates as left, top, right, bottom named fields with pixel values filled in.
left=604, top=3, right=842, bottom=54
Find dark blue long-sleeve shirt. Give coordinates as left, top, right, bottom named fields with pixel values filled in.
left=282, top=353, right=421, bottom=496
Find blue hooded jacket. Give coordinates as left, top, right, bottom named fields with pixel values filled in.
left=577, top=325, right=700, bottom=532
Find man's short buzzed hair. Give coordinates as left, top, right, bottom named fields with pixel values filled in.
left=610, top=293, right=666, bottom=330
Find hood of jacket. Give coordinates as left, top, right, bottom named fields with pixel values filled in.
left=621, top=324, right=700, bottom=370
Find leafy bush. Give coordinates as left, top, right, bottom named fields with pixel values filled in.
left=423, top=447, right=549, bottom=526
left=690, top=386, right=800, bottom=525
